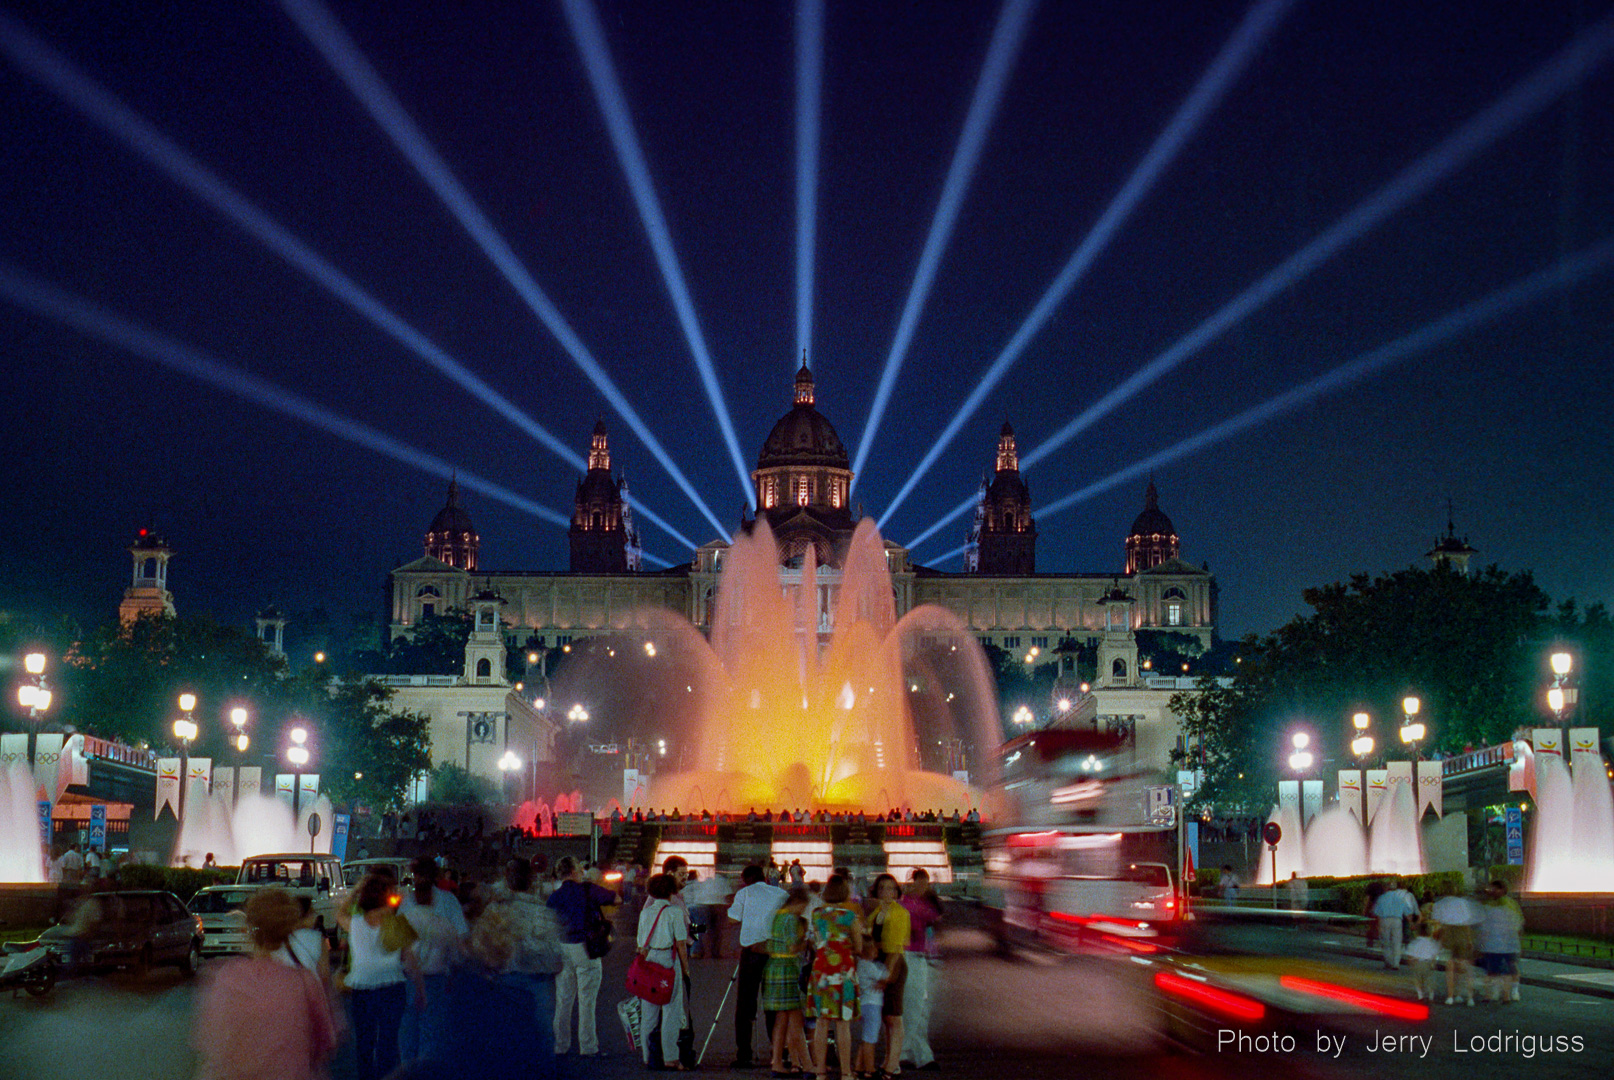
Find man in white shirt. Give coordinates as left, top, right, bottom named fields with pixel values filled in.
left=1372, top=879, right=1418, bottom=968
left=727, top=864, right=788, bottom=1068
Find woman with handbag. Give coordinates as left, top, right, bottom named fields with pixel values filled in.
left=636, top=872, right=693, bottom=1070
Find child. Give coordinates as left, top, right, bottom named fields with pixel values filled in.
left=855, top=940, right=888, bottom=1080
left=1405, top=902, right=1440, bottom=1000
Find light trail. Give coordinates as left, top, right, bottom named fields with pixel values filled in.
left=561, top=0, right=753, bottom=508
left=796, top=0, right=824, bottom=367
left=849, top=0, right=1038, bottom=487
left=919, top=235, right=1614, bottom=564
left=0, top=262, right=569, bottom=528
left=275, top=0, right=728, bottom=541
left=1015, top=9, right=1614, bottom=472
left=877, top=0, right=1295, bottom=527
left=0, top=11, right=700, bottom=553
left=905, top=8, right=1614, bottom=553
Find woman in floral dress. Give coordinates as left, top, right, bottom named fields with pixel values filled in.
left=764, top=887, right=813, bottom=1077
left=809, top=875, right=865, bottom=1080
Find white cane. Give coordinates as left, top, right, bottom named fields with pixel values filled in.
left=698, top=959, right=743, bottom=1066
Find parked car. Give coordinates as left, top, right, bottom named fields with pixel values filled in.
left=342, top=857, right=411, bottom=888
left=38, top=890, right=203, bottom=977
left=189, top=885, right=260, bottom=957
left=235, top=854, right=348, bottom=932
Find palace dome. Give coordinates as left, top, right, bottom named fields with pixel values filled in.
left=1129, top=480, right=1176, bottom=538
left=757, top=362, right=848, bottom=470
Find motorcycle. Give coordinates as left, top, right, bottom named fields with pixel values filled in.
left=0, top=941, right=57, bottom=998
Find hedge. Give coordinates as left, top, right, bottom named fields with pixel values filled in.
left=117, top=865, right=238, bottom=902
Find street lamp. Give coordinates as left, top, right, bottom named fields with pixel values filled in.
left=1287, top=731, right=1314, bottom=772
left=173, top=715, right=198, bottom=824
left=229, top=707, right=250, bottom=755
left=1350, top=712, right=1375, bottom=824
left=178, top=692, right=197, bottom=715
left=498, top=749, right=525, bottom=802
left=567, top=704, right=590, bottom=723
left=1399, top=696, right=1425, bottom=749
left=1012, top=705, right=1034, bottom=730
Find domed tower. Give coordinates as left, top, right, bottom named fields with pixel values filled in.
left=1426, top=502, right=1477, bottom=574
left=963, top=421, right=1037, bottom=574
left=570, top=421, right=638, bottom=573
left=751, top=360, right=856, bottom=565
left=425, top=478, right=479, bottom=570
left=1125, top=480, right=1179, bottom=574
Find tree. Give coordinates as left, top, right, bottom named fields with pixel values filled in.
left=1172, top=563, right=1561, bottom=814
left=318, top=678, right=431, bottom=813
left=375, top=609, right=471, bottom=675
left=427, top=762, right=498, bottom=806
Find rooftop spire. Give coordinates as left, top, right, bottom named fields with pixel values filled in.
left=794, top=358, right=815, bottom=406
left=588, top=420, right=610, bottom=471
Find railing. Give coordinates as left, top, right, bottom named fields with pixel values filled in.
left=1523, top=936, right=1614, bottom=961
left=1441, top=742, right=1514, bottom=777
left=79, top=734, right=158, bottom=771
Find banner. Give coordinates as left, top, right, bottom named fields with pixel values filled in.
left=623, top=768, right=641, bottom=808
left=331, top=812, right=351, bottom=862
left=1570, top=727, right=1601, bottom=774
left=1302, top=779, right=1324, bottom=826
left=1533, top=728, right=1563, bottom=760
left=58, top=734, right=89, bottom=799
left=89, top=804, right=108, bottom=852
left=32, top=733, right=63, bottom=804
left=1277, top=780, right=1300, bottom=823
left=1365, top=769, right=1389, bottom=824
left=212, top=766, right=235, bottom=807
left=238, top=766, right=262, bottom=800
left=298, top=774, right=320, bottom=814
left=0, top=732, right=28, bottom=769
left=1385, top=761, right=1413, bottom=807
left=187, top=758, right=212, bottom=791
left=157, top=758, right=182, bottom=820
left=1417, top=762, right=1442, bottom=819
left=1338, top=770, right=1364, bottom=823
left=275, top=774, right=296, bottom=811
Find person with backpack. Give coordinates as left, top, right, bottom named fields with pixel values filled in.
left=548, top=855, right=618, bottom=1056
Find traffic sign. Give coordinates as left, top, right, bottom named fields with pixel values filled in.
left=1262, top=821, right=1282, bottom=846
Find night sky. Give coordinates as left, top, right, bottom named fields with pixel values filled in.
left=1, top=0, right=1611, bottom=645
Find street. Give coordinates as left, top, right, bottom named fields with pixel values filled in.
left=3, top=911, right=1610, bottom=1080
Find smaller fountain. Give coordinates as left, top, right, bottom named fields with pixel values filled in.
left=1255, top=781, right=1425, bottom=883
left=173, top=791, right=305, bottom=866
left=0, top=761, right=45, bottom=883
left=1528, top=755, right=1614, bottom=892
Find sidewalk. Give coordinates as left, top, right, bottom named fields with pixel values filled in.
left=1314, top=928, right=1614, bottom=1002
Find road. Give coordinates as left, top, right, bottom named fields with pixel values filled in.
left=2, top=915, right=1609, bottom=1080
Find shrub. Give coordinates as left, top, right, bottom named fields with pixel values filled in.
left=113, top=864, right=236, bottom=902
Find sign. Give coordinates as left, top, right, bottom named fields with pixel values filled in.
left=1147, top=785, right=1177, bottom=827
left=1263, top=821, right=1282, bottom=846
left=1570, top=727, right=1601, bottom=773
left=1301, top=779, right=1324, bottom=826
left=623, top=768, right=642, bottom=808
left=38, top=800, right=52, bottom=849
left=275, top=774, right=296, bottom=811
left=1417, top=765, right=1443, bottom=819
left=1365, top=769, right=1388, bottom=824
left=238, top=766, right=262, bottom=800
left=331, top=813, right=351, bottom=862
left=555, top=812, right=593, bottom=836
left=1532, top=728, right=1563, bottom=760
left=307, top=812, right=323, bottom=839
left=88, top=804, right=108, bottom=852
left=0, top=733, right=26, bottom=769
left=33, top=733, right=63, bottom=804
left=297, top=773, right=320, bottom=813
left=213, top=766, right=235, bottom=807
left=1504, top=806, right=1524, bottom=866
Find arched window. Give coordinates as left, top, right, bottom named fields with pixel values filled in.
left=1112, top=657, right=1128, bottom=679
left=476, top=658, right=492, bottom=678
left=591, top=511, right=603, bottom=530
left=416, top=585, right=440, bottom=598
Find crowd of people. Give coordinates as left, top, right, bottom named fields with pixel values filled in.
left=187, top=850, right=947, bottom=1080
left=1368, top=876, right=1525, bottom=1005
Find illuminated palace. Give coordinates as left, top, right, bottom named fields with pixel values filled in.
left=387, top=363, right=1218, bottom=775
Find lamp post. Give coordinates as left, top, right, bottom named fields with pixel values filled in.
left=1350, top=711, right=1375, bottom=825
left=1400, top=695, right=1426, bottom=800
left=286, top=725, right=314, bottom=838
left=1547, top=651, right=1578, bottom=753
left=172, top=713, right=199, bottom=826
left=229, top=706, right=250, bottom=754
left=1012, top=705, right=1034, bottom=732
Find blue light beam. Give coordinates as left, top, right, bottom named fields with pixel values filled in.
left=906, top=9, right=1614, bottom=553
left=878, top=0, right=1295, bottom=527
left=0, top=11, right=700, bottom=554
left=850, top=0, right=1038, bottom=487
left=0, top=262, right=570, bottom=528
left=1016, top=9, right=1614, bottom=474
left=920, top=235, right=1614, bottom=564
left=275, top=0, right=728, bottom=541
left=796, top=0, right=825, bottom=367
left=561, top=0, right=753, bottom=508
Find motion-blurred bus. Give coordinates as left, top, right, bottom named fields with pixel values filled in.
left=982, top=729, right=1185, bottom=953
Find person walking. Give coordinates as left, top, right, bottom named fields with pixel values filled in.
left=485, top=856, right=564, bottom=1080
left=1373, top=878, right=1418, bottom=969
left=192, top=888, right=337, bottom=1080
left=1477, top=879, right=1524, bottom=1002
left=764, top=887, right=814, bottom=1077
left=729, top=863, right=789, bottom=1068
left=398, top=855, right=468, bottom=1064
left=340, top=874, right=420, bottom=1080
left=867, top=874, right=910, bottom=1078
left=637, top=873, right=693, bottom=1071
left=549, top=854, right=618, bottom=1056
left=809, top=874, right=864, bottom=1080
left=899, top=869, right=943, bottom=1071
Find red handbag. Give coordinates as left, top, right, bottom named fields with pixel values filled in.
left=627, top=904, right=676, bottom=1005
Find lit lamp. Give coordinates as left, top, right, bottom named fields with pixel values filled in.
left=1399, top=696, right=1425, bottom=751
left=498, top=749, right=526, bottom=801
left=173, top=714, right=199, bottom=824
left=567, top=704, right=590, bottom=723
left=1350, top=712, right=1375, bottom=823
left=1012, top=705, right=1034, bottom=729
left=1287, top=731, right=1314, bottom=772
left=230, top=707, right=250, bottom=754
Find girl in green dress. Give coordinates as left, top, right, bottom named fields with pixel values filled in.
left=765, top=887, right=813, bottom=1077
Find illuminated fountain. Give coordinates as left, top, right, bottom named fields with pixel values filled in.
left=172, top=789, right=320, bottom=867
left=568, top=519, right=998, bottom=813
left=1528, top=755, right=1614, bottom=892
left=1256, top=780, right=1425, bottom=884
left=0, top=762, right=46, bottom=883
